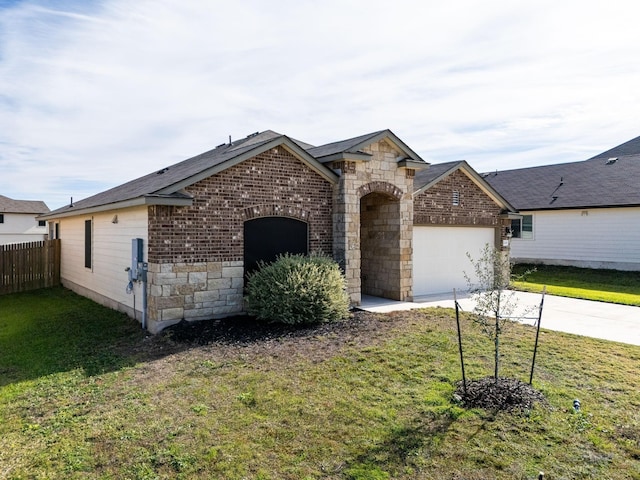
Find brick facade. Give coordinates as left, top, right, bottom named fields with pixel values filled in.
left=141, top=139, right=507, bottom=332
left=414, top=170, right=502, bottom=226
left=148, top=148, right=333, bottom=264
left=413, top=169, right=512, bottom=250
left=145, top=147, right=334, bottom=332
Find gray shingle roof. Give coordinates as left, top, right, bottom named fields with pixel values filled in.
left=413, top=160, right=464, bottom=189
left=306, top=129, right=425, bottom=167
left=589, top=135, right=640, bottom=160
left=484, top=142, right=640, bottom=210
left=44, top=131, right=290, bottom=217
left=42, top=128, right=427, bottom=219
left=0, top=195, right=49, bottom=214
left=306, top=130, right=386, bottom=159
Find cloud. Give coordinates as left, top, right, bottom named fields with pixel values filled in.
left=1, top=0, right=640, bottom=208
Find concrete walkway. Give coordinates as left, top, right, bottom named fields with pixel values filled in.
left=359, top=291, right=640, bottom=346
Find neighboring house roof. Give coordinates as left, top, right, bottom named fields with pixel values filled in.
left=589, top=134, right=640, bottom=160
left=42, top=129, right=428, bottom=220
left=0, top=195, right=49, bottom=214
left=483, top=138, right=640, bottom=211
left=413, top=160, right=516, bottom=212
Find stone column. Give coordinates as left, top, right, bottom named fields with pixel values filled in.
left=332, top=162, right=361, bottom=305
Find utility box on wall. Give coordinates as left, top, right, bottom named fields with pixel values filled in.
left=131, top=238, right=143, bottom=280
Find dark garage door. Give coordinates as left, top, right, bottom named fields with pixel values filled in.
left=244, top=217, right=308, bottom=276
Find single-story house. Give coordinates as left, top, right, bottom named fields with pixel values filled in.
left=484, top=135, right=640, bottom=271
left=41, top=129, right=515, bottom=332
left=0, top=195, right=50, bottom=245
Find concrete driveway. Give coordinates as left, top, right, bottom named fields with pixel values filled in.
left=359, top=291, right=640, bottom=346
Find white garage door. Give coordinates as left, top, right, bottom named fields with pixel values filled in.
left=413, top=226, right=495, bottom=296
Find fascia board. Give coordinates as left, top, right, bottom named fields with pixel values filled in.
left=38, top=196, right=193, bottom=220
left=458, top=163, right=517, bottom=212
left=279, top=140, right=340, bottom=183
left=316, top=151, right=373, bottom=163
left=398, top=158, right=429, bottom=169
left=500, top=212, right=523, bottom=219
left=412, top=162, right=463, bottom=196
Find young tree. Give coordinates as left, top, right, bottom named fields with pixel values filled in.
left=464, top=243, right=527, bottom=382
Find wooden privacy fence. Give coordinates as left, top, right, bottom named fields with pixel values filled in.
left=0, top=239, right=61, bottom=295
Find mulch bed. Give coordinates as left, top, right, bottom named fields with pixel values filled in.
left=161, top=312, right=374, bottom=346
left=455, top=376, right=548, bottom=412
left=151, top=310, right=402, bottom=364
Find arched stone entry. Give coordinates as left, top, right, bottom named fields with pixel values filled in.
left=360, top=191, right=403, bottom=300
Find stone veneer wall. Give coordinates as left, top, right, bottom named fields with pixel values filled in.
left=360, top=192, right=402, bottom=299
left=332, top=140, right=415, bottom=304
left=146, top=147, right=334, bottom=332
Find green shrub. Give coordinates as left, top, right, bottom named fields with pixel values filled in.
left=245, top=253, right=350, bottom=325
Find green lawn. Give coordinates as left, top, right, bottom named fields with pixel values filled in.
left=512, top=264, right=640, bottom=306
left=1, top=287, right=639, bottom=479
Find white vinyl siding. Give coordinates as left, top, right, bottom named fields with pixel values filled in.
left=0, top=212, right=48, bottom=244
left=510, top=207, right=640, bottom=270
left=57, top=206, right=149, bottom=313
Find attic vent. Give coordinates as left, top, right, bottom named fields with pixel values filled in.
left=452, top=191, right=460, bottom=206
left=157, top=167, right=169, bottom=175
left=606, top=157, right=617, bottom=165
left=247, top=131, right=260, bottom=138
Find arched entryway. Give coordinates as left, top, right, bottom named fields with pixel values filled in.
left=243, top=216, right=308, bottom=277
left=360, top=191, right=402, bottom=300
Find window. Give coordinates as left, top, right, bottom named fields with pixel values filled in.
left=452, top=191, right=460, bottom=206
left=0, top=214, right=4, bottom=223
left=510, top=214, right=533, bottom=239
left=38, top=220, right=46, bottom=227
left=84, top=219, right=92, bottom=269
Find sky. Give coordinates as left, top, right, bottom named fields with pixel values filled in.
left=1, top=0, right=640, bottom=210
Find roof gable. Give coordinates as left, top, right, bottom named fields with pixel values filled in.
left=43, top=132, right=338, bottom=219
left=307, top=129, right=427, bottom=167
left=414, top=161, right=515, bottom=212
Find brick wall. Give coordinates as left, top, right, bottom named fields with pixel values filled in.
left=414, top=170, right=502, bottom=226
left=145, top=147, right=334, bottom=332
left=148, top=148, right=334, bottom=264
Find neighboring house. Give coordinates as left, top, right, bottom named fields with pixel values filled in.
left=0, top=195, right=50, bottom=244
left=41, top=129, right=514, bottom=333
left=484, top=135, right=640, bottom=271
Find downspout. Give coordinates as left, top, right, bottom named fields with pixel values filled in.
left=141, top=262, right=148, bottom=330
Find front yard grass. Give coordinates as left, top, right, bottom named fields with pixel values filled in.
left=1, top=287, right=639, bottom=479
left=512, top=263, right=640, bottom=306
